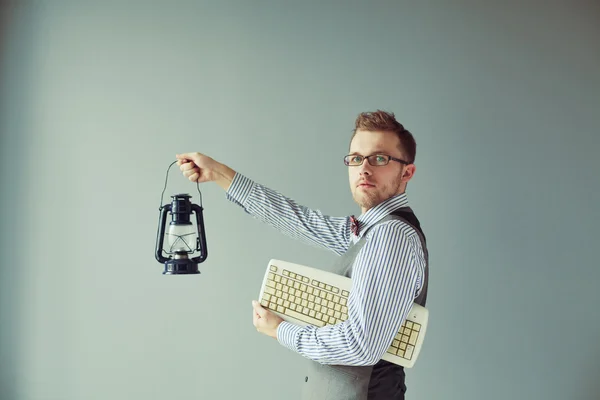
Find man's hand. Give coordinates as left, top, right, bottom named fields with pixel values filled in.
left=252, top=300, right=283, bottom=339
left=175, top=152, right=236, bottom=191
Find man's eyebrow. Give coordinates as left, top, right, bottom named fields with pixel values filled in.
left=348, top=151, right=387, bottom=155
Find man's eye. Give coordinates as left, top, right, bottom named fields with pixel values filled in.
left=376, top=155, right=386, bottom=162
left=352, top=156, right=363, bottom=163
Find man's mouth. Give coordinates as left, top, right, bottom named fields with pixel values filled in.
left=357, top=182, right=375, bottom=188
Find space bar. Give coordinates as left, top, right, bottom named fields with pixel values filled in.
left=285, top=309, right=326, bottom=327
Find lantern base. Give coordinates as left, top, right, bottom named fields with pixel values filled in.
left=162, top=259, right=200, bottom=275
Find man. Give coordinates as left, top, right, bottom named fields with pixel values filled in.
left=176, top=110, right=428, bottom=399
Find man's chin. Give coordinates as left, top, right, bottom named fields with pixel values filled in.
left=353, top=194, right=377, bottom=211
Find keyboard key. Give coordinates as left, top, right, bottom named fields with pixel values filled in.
left=274, top=275, right=281, bottom=283
left=340, top=298, right=347, bottom=306
left=332, top=287, right=339, bottom=294
left=267, top=279, right=275, bottom=288
left=301, top=292, right=308, bottom=300
left=265, top=287, right=276, bottom=295
left=334, top=311, right=341, bottom=319
left=286, top=308, right=326, bottom=327
left=312, top=280, right=319, bottom=286
left=341, top=313, right=347, bottom=320
left=409, top=331, right=418, bottom=346
left=405, top=345, right=414, bottom=359
left=303, top=277, right=309, bottom=283
left=341, top=306, right=347, bottom=314
left=326, top=293, right=333, bottom=301
left=325, top=284, right=332, bottom=291
left=261, top=299, right=269, bottom=307
left=413, top=323, right=421, bottom=332
left=328, top=316, right=336, bottom=324
left=268, top=273, right=275, bottom=280
left=333, top=295, right=340, bottom=303
left=284, top=300, right=290, bottom=308
left=270, top=266, right=277, bottom=272
left=341, top=290, right=349, bottom=297
left=300, top=284, right=307, bottom=291
left=282, top=270, right=289, bottom=276
left=307, top=287, right=313, bottom=294
left=308, top=294, right=315, bottom=302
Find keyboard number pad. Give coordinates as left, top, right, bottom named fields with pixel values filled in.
left=386, top=320, right=421, bottom=360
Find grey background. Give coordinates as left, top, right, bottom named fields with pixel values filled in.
left=1, top=1, right=599, bottom=399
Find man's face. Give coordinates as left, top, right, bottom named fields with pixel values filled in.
left=348, top=129, right=413, bottom=214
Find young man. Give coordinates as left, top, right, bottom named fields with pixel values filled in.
left=176, top=110, right=428, bottom=399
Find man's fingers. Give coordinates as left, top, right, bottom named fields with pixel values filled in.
left=179, top=162, right=196, bottom=171
left=252, top=300, right=267, bottom=317
left=189, top=172, right=200, bottom=182
left=176, top=152, right=197, bottom=160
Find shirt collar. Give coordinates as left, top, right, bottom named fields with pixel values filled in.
left=352, top=192, right=409, bottom=240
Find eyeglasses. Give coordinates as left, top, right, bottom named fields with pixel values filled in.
left=343, top=154, right=410, bottom=167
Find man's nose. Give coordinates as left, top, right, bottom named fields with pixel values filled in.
left=358, top=159, right=372, bottom=175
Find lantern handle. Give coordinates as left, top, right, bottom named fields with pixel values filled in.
left=159, top=160, right=203, bottom=210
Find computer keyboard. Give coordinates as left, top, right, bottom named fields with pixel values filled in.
left=258, top=259, right=428, bottom=368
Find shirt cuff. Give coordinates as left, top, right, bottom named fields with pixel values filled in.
left=225, top=173, right=255, bottom=207
left=277, top=321, right=303, bottom=352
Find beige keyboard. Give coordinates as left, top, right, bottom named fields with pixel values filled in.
left=258, top=259, right=428, bottom=368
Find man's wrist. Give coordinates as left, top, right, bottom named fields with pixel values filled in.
left=215, top=163, right=236, bottom=191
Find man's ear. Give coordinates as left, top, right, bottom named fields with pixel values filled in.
left=402, top=164, right=416, bottom=182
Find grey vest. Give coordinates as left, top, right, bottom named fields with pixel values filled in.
left=301, top=207, right=429, bottom=400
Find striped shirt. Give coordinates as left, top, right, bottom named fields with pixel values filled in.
left=226, top=173, right=425, bottom=366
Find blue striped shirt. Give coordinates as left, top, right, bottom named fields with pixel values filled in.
left=226, top=173, right=425, bottom=366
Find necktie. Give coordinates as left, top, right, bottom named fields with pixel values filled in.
left=350, top=216, right=360, bottom=236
